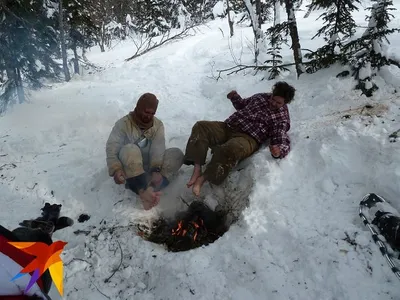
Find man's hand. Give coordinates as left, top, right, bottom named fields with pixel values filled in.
left=113, top=169, right=126, bottom=184
left=269, top=145, right=281, bottom=158
left=227, top=90, right=239, bottom=100
left=150, top=172, right=163, bottom=188
left=139, top=187, right=161, bottom=210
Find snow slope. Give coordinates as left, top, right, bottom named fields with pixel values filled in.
left=1, top=2, right=400, bottom=300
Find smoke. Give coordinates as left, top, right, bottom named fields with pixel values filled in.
left=155, top=162, right=255, bottom=226
left=155, top=172, right=193, bottom=220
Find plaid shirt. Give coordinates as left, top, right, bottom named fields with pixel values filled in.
left=224, top=92, right=291, bottom=158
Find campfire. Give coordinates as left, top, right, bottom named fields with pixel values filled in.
left=139, top=201, right=228, bottom=252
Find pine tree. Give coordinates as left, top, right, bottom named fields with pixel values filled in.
left=181, top=0, right=219, bottom=25
left=167, top=0, right=190, bottom=29
left=58, top=0, right=70, bottom=81
left=63, top=0, right=97, bottom=74
left=111, top=0, right=135, bottom=24
left=86, top=0, right=113, bottom=52
left=341, top=0, right=400, bottom=96
left=303, top=0, right=360, bottom=73
left=132, top=0, right=183, bottom=37
left=231, top=0, right=271, bottom=26
left=265, top=0, right=288, bottom=79
left=0, top=0, right=62, bottom=112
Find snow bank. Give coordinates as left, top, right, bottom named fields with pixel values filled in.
left=1, top=6, right=400, bottom=300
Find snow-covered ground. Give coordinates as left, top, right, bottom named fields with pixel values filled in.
left=1, top=1, right=400, bottom=299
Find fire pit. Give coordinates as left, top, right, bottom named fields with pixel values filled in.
left=138, top=201, right=228, bottom=252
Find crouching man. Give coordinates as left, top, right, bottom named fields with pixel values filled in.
left=106, top=93, right=184, bottom=210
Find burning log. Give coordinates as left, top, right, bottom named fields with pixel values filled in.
left=140, top=201, right=228, bottom=252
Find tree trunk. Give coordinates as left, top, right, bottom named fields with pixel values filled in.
left=255, top=0, right=262, bottom=27
left=5, top=33, right=25, bottom=104
left=59, top=0, right=71, bottom=81
left=72, top=40, right=80, bottom=74
left=16, top=67, right=24, bottom=104
left=99, top=22, right=106, bottom=52
left=226, top=0, right=234, bottom=37
left=284, top=0, right=303, bottom=78
left=6, top=67, right=25, bottom=104
left=274, top=0, right=280, bottom=25
left=243, top=0, right=266, bottom=64
left=82, top=45, right=88, bottom=62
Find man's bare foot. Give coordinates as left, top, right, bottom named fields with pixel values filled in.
left=139, top=187, right=161, bottom=210
left=192, top=175, right=206, bottom=196
left=187, top=164, right=202, bottom=188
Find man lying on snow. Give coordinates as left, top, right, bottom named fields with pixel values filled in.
left=183, top=81, right=296, bottom=196
left=0, top=203, right=73, bottom=299
left=106, top=92, right=184, bottom=210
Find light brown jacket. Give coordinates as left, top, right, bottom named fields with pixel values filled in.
left=106, top=114, right=165, bottom=176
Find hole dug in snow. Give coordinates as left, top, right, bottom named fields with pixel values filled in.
left=137, top=164, right=254, bottom=252
left=138, top=201, right=229, bottom=252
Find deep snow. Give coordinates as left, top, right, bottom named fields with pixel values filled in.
left=1, top=1, right=400, bottom=299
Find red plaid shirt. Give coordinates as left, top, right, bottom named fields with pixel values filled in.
left=224, top=92, right=291, bottom=158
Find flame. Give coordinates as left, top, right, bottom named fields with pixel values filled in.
left=171, top=218, right=205, bottom=241
left=172, top=221, right=183, bottom=235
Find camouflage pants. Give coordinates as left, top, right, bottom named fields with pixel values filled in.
left=184, top=121, right=259, bottom=185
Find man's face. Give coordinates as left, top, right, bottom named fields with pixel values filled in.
left=269, top=95, right=285, bottom=110
left=140, top=108, right=156, bottom=123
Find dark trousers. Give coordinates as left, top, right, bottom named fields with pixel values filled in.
left=184, top=121, right=259, bottom=185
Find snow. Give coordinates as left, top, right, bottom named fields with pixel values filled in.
left=1, top=2, right=400, bottom=300
left=329, top=33, right=338, bottom=44
left=359, top=62, right=372, bottom=80
left=35, top=59, right=44, bottom=72
left=126, top=14, right=133, bottom=25
left=176, top=4, right=190, bottom=29
left=212, top=1, right=225, bottom=18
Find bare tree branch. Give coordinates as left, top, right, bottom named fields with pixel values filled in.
left=213, top=62, right=297, bottom=80
left=104, top=239, right=123, bottom=283
left=125, top=26, right=198, bottom=62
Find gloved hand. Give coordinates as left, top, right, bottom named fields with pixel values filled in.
left=227, top=90, right=239, bottom=100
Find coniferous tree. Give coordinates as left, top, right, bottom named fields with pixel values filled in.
left=87, top=0, right=113, bottom=52
left=58, top=0, right=70, bottom=81
left=132, top=0, right=185, bottom=37
left=169, top=0, right=190, bottom=29
left=181, top=0, right=219, bottom=25
left=265, top=0, right=288, bottom=79
left=0, top=0, right=62, bottom=112
left=304, top=0, right=360, bottom=73
left=231, top=0, right=271, bottom=25
left=63, top=0, right=97, bottom=74
left=111, top=0, right=134, bottom=24
left=341, top=0, right=400, bottom=96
